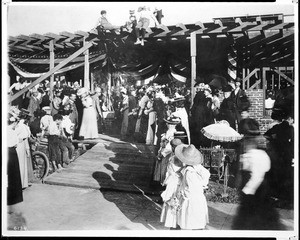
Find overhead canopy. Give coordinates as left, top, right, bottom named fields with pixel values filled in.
left=8, top=13, right=294, bottom=83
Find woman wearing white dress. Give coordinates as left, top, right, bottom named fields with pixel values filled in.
left=78, top=88, right=98, bottom=139
left=145, top=90, right=157, bottom=145
left=175, top=144, right=210, bottom=230
left=15, top=116, right=32, bottom=189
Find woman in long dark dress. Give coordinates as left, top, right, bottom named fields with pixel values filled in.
left=190, top=86, right=214, bottom=148
left=232, top=120, right=285, bottom=230
left=7, top=107, right=23, bottom=207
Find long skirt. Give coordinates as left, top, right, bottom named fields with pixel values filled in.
left=146, top=111, right=157, bottom=145
left=153, top=154, right=170, bottom=184
left=120, top=109, right=129, bottom=138
left=16, top=140, right=29, bottom=188
left=7, top=147, right=23, bottom=205
left=79, top=107, right=98, bottom=139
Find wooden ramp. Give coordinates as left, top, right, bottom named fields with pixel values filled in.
left=44, top=135, right=159, bottom=194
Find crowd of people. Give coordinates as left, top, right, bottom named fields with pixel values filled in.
left=7, top=73, right=294, bottom=231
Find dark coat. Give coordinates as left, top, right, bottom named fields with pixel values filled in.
left=217, top=97, right=236, bottom=129
left=264, top=121, right=294, bottom=202
left=230, top=88, right=250, bottom=112
left=190, top=91, right=214, bottom=147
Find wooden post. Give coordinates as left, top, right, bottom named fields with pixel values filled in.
left=262, top=67, right=266, bottom=116
left=190, top=32, right=197, bottom=107
left=107, top=60, right=112, bottom=111
left=84, top=37, right=90, bottom=90
left=9, top=39, right=96, bottom=103
left=49, top=40, right=55, bottom=100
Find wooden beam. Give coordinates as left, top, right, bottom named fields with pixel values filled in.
left=49, top=40, right=55, bottom=100
left=83, top=37, right=90, bottom=90
left=190, top=32, right=196, bottom=107
left=272, top=67, right=294, bottom=85
left=9, top=37, right=96, bottom=103
left=242, top=68, right=259, bottom=88
left=249, top=79, right=261, bottom=90
left=262, top=67, right=266, bottom=116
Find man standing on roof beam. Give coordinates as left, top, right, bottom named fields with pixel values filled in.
left=134, top=6, right=160, bottom=46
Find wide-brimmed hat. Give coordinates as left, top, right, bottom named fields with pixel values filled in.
left=8, top=106, right=21, bottom=120
left=174, top=131, right=188, bottom=139
left=164, top=116, right=181, bottom=125
left=42, top=106, right=51, bottom=113
left=170, top=138, right=182, bottom=148
left=94, top=87, right=102, bottom=94
left=120, top=87, right=127, bottom=94
left=240, top=118, right=260, bottom=136
left=222, top=84, right=233, bottom=93
left=203, top=84, right=212, bottom=93
left=175, top=144, right=204, bottom=166
left=77, top=88, right=88, bottom=96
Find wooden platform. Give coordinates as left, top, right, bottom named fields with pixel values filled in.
left=44, top=135, right=159, bottom=194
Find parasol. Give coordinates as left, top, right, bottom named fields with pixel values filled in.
left=201, top=120, right=243, bottom=142
left=208, top=74, right=228, bottom=90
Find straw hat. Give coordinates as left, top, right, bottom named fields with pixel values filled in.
left=163, top=116, right=181, bottom=125
left=175, top=144, right=204, bottom=166
left=42, top=106, right=51, bottom=114
left=203, top=84, right=212, bottom=93
left=94, top=87, right=102, bottom=94
left=170, top=138, right=182, bottom=148
left=77, top=88, right=88, bottom=96
left=8, top=106, right=21, bottom=120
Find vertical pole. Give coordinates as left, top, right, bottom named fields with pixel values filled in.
left=107, top=59, right=112, bottom=111
left=84, top=37, right=90, bottom=90
left=49, top=40, right=55, bottom=100
left=190, top=32, right=197, bottom=107
left=278, top=68, right=281, bottom=89
left=90, top=72, right=94, bottom=93
left=262, top=67, right=266, bottom=116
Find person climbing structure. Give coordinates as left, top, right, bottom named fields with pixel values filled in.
left=134, top=6, right=160, bottom=46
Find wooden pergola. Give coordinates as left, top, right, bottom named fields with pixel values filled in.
left=8, top=13, right=294, bottom=105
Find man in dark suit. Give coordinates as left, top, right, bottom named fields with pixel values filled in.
left=230, top=78, right=250, bottom=129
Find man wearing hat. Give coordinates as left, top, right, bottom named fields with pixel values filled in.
left=175, top=144, right=210, bottom=230
left=93, top=10, right=121, bottom=35
left=230, top=78, right=250, bottom=129
left=27, top=89, right=42, bottom=123
left=40, top=106, right=54, bottom=137
left=171, top=95, right=191, bottom=145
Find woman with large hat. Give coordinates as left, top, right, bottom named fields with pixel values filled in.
left=175, top=144, right=210, bottom=230
left=7, top=107, right=23, bottom=206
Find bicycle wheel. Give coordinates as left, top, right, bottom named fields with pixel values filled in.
left=32, top=151, right=50, bottom=180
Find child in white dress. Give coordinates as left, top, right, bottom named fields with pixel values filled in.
left=175, top=144, right=210, bottom=230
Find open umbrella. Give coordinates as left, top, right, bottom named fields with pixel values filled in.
left=208, top=74, right=228, bottom=90
left=200, top=120, right=242, bottom=197
left=201, top=120, right=243, bottom=142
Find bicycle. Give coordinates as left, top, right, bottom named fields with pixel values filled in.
left=29, top=136, right=51, bottom=181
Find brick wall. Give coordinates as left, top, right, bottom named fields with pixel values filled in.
left=218, top=89, right=275, bottom=134
left=246, top=89, right=274, bottom=134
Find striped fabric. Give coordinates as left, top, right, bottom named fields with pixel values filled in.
left=227, top=45, right=237, bottom=82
